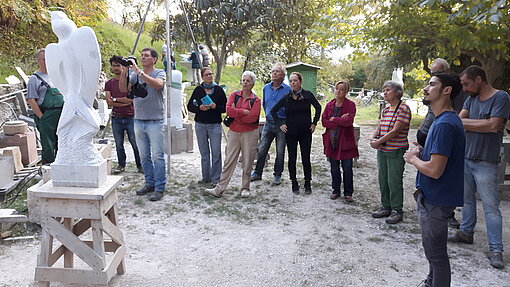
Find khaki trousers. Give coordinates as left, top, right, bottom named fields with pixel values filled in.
left=216, top=129, right=259, bottom=193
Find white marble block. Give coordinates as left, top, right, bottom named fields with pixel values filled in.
left=51, top=159, right=107, bottom=188
left=0, top=157, right=14, bottom=189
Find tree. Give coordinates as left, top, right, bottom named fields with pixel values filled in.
left=334, top=0, right=510, bottom=87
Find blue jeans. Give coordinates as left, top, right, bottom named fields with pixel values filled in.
left=195, top=122, right=222, bottom=183
left=329, top=158, right=353, bottom=197
left=112, top=116, right=141, bottom=168
left=461, top=159, right=503, bottom=252
left=134, top=119, right=166, bottom=191
left=253, top=120, right=286, bottom=177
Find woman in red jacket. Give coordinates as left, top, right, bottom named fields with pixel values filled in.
left=322, top=80, right=359, bottom=202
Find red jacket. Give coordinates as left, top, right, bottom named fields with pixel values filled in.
left=226, top=90, right=261, bottom=133
left=322, top=98, right=359, bottom=160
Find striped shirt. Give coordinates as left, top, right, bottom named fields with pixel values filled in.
left=378, top=102, right=411, bottom=151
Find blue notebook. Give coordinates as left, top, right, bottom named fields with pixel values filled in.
left=201, top=95, right=214, bottom=105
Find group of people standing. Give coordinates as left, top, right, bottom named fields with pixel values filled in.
left=365, top=59, right=509, bottom=286
left=188, top=63, right=358, bottom=203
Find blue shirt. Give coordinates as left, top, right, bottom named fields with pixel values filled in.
left=416, top=111, right=465, bottom=207
left=263, top=81, right=290, bottom=121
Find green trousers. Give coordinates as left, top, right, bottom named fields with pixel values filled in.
left=35, top=109, right=61, bottom=164
left=377, top=148, right=407, bottom=212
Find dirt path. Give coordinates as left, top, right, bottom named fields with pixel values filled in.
left=1, top=125, right=509, bottom=286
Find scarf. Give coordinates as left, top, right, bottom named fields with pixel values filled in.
left=201, top=82, right=218, bottom=90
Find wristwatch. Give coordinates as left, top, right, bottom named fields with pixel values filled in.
left=113, top=98, right=117, bottom=102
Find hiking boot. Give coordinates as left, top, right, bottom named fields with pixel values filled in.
left=371, top=207, right=391, bottom=218
left=448, top=230, right=473, bottom=244
left=149, top=191, right=164, bottom=201
left=487, top=252, right=505, bottom=269
left=250, top=172, right=262, bottom=182
left=205, top=188, right=222, bottom=198
left=136, top=185, right=154, bottom=195
left=330, top=193, right=340, bottom=200
left=273, top=175, right=282, bottom=185
left=385, top=211, right=403, bottom=224
left=449, top=212, right=460, bottom=229
left=304, top=181, right=312, bottom=194
left=114, top=165, right=125, bottom=174
left=291, top=180, right=300, bottom=195
left=241, top=188, right=250, bottom=198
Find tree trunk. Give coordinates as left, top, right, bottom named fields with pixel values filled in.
left=478, top=53, right=506, bottom=89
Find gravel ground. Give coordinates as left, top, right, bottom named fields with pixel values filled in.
left=1, top=125, right=509, bottom=287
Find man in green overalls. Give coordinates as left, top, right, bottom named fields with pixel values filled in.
left=26, top=48, right=64, bottom=164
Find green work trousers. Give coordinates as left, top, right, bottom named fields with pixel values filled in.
left=35, top=109, right=61, bottom=164
left=377, top=148, right=407, bottom=212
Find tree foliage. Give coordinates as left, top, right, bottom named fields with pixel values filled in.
left=335, top=0, right=510, bottom=88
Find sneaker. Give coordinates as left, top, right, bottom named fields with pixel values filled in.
left=330, top=193, right=340, bottom=200
left=198, top=179, right=211, bottom=184
left=250, top=172, right=262, bottom=182
left=371, top=207, right=391, bottom=218
left=136, top=185, right=154, bottom=195
left=114, top=165, right=125, bottom=174
left=149, top=191, right=164, bottom=201
left=273, top=175, right=281, bottom=185
left=447, top=230, right=473, bottom=244
left=205, top=188, right=222, bottom=198
left=291, top=180, right=300, bottom=195
left=448, top=212, right=460, bottom=229
left=241, top=189, right=250, bottom=198
left=385, top=211, right=403, bottom=224
left=344, top=196, right=354, bottom=203
left=487, top=252, right=505, bottom=269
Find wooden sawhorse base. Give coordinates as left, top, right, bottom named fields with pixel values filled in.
left=29, top=176, right=125, bottom=286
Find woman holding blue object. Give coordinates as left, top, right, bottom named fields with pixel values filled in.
left=187, top=67, right=227, bottom=184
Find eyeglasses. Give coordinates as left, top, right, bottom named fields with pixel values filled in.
left=271, top=70, right=283, bottom=74
left=203, top=73, right=213, bottom=76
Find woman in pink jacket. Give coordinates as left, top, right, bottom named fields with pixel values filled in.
left=322, top=80, right=359, bottom=202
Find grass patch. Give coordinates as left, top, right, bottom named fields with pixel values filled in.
left=133, top=199, right=145, bottom=206
left=367, top=236, right=384, bottom=242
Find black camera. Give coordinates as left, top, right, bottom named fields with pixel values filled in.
left=118, top=56, right=137, bottom=67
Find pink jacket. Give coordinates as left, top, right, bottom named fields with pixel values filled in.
left=322, top=98, right=359, bottom=160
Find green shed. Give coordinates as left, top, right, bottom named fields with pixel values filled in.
left=285, top=62, right=322, bottom=96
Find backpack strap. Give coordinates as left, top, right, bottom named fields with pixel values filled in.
left=33, top=73, right=51, bottom=89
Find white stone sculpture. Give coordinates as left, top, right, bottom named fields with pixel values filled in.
left=170, top=70, right=184, bottom=129
left=46, top=11, right=106, bottom=187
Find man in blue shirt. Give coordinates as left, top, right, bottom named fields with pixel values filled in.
left=404, top=73, right=465, bottom=287
left=251, top=63, right=291, bottom=185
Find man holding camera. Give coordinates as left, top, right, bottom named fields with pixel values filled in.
left=105, top=55, right=142, bottom=174
left=119, top=48, right=167, bottom=201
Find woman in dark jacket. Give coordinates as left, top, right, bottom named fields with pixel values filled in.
left=322, top=80, right=359, bottom=202
left=270, top=72, right=321, bottom=194
left=187, top=67, right=227, bottom=184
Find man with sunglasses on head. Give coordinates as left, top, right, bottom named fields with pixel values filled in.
left=105, top=55, right=142, bottom=174
left=119, top=48, right=166, bottom=201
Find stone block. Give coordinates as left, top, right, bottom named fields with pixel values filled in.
left=95, top=142, right=112, bottom=159
left=0, top=146, right=23, bottom=172
left=51, top=159, right=107, bottom=188
left=0, top=131, right=38, bottom=165
left=3, top=120, right=28, bottom=135
left=170, top=124, right=193, bottom=154
left=0, top=157, right=14, bottom=189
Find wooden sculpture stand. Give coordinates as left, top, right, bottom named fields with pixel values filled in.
left=30, top=176, right=125, bottom=286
